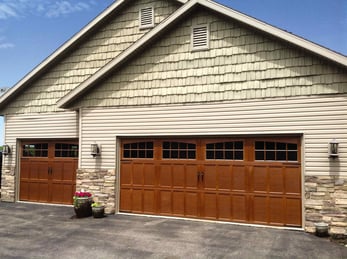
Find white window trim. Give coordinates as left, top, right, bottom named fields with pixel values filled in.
left=191, top=24, right=210, bottom=51
left=139, top=7, right=154, bottom=29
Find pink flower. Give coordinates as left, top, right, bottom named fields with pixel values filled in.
left=74, top=191, right=92, bottom=197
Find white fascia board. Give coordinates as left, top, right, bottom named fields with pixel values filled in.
left=57, top=0, right=199, bottom=108
left=0, top=0, right=128, bottom=108
left=201, top=0, right=347, bottom=67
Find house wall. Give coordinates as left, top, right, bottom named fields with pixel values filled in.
left=72, top=8, right=347, bottom=109
left=1, top=112, right=79, bottom=202
left=1, top=0, right=180, bottom=115
left=79, top=95, right=347, bottom=234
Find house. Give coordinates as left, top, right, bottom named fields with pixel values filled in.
left=0, top=0, right=346, bottom=234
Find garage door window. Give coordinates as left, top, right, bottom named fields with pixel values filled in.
left=206, top=141, right=243, bottom=160
left=162, top=141, right=196, bottom=159
left=22, top=143, right=48, bottom=157
left=255, top=141, right=298, bottom=161
left=123, top=142, right=154, bottom=159
left=55, top=143, right=78, bottom=158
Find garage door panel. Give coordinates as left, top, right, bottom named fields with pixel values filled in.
left=185, top=165, right=199, bottom=189
left=253, top=196, right=268, bottom=223
left=120, top=189, right=132, bottom=212
left=159, top=164, right=172, bottom=187
left=269, top=197, right=284, bottom=225
left=286, top=198, right=302, bottom=226
left=51, top=183, right=74, bottom=204
left=143, top=190, right=156, bottom=213
left=202, top=193, right=217, bottom=219
left=217, top=194, right=231, bottom=220
left=269, top=166, right=284, bottom=194
left=172, top=164, right=185, bottom=188
left=31, top=162, right=49, bottom=180
left=203, top=165, right=217, bottom=190
left=19, top=182, right=29, bottom=200
left=29, top=182, right=48, bottom=202
left=232, top=195, right=248, bottom=222
left=285, top=166, right=301, bottom=194
left=185, top=192, right=199, bottom=217
left=133, top=164, right=144, bottom=186
left=20, top=161, right=31, bottom=179
left=132, top=189, right=143, bottom=213
left=217, top=165, right=232, bottom=191
left=159, top=190, right=172, bottom=214
left=232, top=165, right=248, bottom=191
left=52, top=161, right=76, bottom=181
left=253, top=166, right=268, bottom=193
left=173, top=191, right=185, bottom=216
left=120, top=163, right=132, bottom=185
left=144, top=164, right=156, bottom=186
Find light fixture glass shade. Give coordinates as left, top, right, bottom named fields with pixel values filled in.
left=2, top=144, right=11, bottom=156
left=329, top=139, right=339, bottom=157
left=91, top=144, right=100, bottom=157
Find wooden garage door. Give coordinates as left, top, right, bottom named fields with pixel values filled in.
left=120, top=137, right=302, bottom=227
left=20, top=140, right=78, bottom=205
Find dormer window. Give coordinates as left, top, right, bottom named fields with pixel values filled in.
left=139, top=7, right=154, bottom=29
left=191, top=25, right=209, bottom=51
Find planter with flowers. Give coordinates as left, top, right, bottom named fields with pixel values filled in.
left=91, top=202, right=105, bottom=218
left=73, top=191, right=92, bottom=218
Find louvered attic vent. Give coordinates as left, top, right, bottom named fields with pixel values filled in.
left=139, top=7, right=154, bottom=29
left=192, top=25, right=209, bottom=50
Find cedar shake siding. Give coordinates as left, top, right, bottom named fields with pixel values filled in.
left=71, top=7, right=347, bottom=109
left=1, top=0, right=181, bottom=115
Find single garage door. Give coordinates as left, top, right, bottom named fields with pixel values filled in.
left=120, top=137, right=301, bottom=227
left=20, top=140, right=78, bottom=205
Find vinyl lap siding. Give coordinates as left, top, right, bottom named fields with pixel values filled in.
left=80, top=95, right=347, bottom=177
left=4, top=112, right=79, bottom=167
left=73, top=8, right=347, bottom=109
left=2, top=0, right=180, bottom=115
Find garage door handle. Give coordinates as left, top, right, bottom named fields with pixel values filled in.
left=48, top=167, right=52, bottom=174
left=197, top=172, right=204, bottom=182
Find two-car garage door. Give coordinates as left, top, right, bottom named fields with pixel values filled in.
left=120, top=137, right=302, bottom=227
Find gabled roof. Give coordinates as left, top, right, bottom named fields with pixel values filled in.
left=57, top=0, right=347, bottom=109
left=2, top=0, right=347, bottom=110
left=0, top=0, right=187, bottom=110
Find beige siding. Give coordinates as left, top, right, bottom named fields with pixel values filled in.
left=3, top=112, right=79, bottom=167
left=2, top=0, right=180, bottom=115
left=80, top=95, right=347, bottom=177
left=73, top=8, right=347, bottom=108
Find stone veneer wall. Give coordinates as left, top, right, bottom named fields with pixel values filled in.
left=76, top=169, right=116, bottom=214
left=0, top=166, right=16, bottom=202
left=305, top=176, right=347, bottom=235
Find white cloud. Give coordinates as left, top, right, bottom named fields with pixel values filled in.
left=45, top=1, right=92, bottom=18
left=0, top=42, right=14, bottom=49
left=0, top=3, right=18, bottom=19
left=0, top=0, right=97, bottom=19
left=0, top=36, right=14, bottom=49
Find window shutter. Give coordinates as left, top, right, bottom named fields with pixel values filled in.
left=139, top=7, right=154, bottom=29
left=192, top=25, right=209, bottom=50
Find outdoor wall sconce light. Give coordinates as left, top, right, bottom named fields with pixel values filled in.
left=329, top=139, right=339, bottom=158
left=91, top=143, right=100, bottom=157
left=2, top=144, right=11, bottom=156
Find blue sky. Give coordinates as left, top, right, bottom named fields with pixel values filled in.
left=0, top=0, right=346, bottom=143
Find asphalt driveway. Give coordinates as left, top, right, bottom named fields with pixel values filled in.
left=0, top=202, right=345, bottom=259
